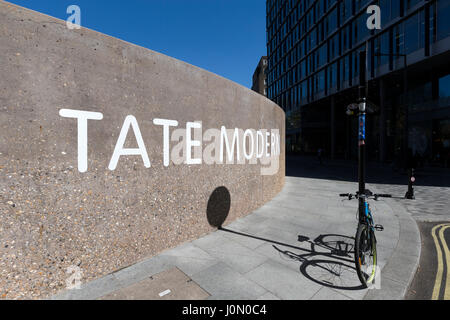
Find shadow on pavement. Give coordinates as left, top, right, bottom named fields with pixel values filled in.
left=220, top=227, right=366, bottom=291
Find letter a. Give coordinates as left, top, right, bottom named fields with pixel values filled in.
left=366, top=5, right=381, bottom=30
left=108, top=115, right=151, bottom=170
left=66, top=5, right=81, bottom=30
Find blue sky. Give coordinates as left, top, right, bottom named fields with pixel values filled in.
left=6, top=0, right=267, bottom=88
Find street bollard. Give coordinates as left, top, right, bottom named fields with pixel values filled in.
left=405, top=168, right=415, bottom=200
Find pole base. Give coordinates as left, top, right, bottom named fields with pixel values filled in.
left=405, top=191, right=415, bottom=200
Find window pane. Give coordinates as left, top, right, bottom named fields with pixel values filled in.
left=406, top=0, right=421, bottom=11
left=328, top=62, right=338, bottom=89
left=404, top=14, right=420, bottom=54
left=380, top=0, right=391, bottom=27
left=439, top=74, right=450, bottom=98
left=437, top=0, right=450, bottom=41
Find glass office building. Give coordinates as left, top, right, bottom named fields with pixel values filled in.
left=266, top=0, right=450, bottom=167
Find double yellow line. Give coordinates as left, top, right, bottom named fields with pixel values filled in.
left=432, top=223, right=450, bottom=300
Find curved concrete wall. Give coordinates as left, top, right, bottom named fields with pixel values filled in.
left=0, top=2, right=285, bottom=299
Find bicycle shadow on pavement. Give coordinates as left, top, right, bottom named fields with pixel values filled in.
left=220, top=228, right=366, bottom=291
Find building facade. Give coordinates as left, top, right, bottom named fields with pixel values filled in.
left=252, top=56, right=268, bottom=96
left=266, top=0, right=450, bottom=167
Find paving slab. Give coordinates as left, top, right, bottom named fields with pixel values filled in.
left=190, top=263, right=267, bottom=300
left=253, top=242, right=310, bottom=274
left=100, top=267, right=209, bottom=300
left=244, top=259, right=322, bottom=300
left=52, top=274, right=119, bottom=300
left=192, top=239, right=269, bottom=274
left=310, top=287, right=352, bottom=300
left=257, top=292, right=281, bottom=300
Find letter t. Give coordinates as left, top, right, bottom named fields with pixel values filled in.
left=59, top=109, right=103, bottom=173
left=153, top=118, right=179, bottom=167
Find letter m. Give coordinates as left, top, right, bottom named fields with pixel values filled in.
left=220, top=126, right=240, bottom=164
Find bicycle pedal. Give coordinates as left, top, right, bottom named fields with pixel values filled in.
left=374, top=224, right=384, bottom=231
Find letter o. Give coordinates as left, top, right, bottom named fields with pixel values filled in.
left=243, top=129, right=255, bottom=160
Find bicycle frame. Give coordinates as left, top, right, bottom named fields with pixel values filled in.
left=357, top=99, right=367, bottom=224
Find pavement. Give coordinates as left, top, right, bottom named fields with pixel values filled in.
left=51, top=156, right=426, bottom=300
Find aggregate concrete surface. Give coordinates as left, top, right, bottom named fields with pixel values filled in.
left=0, top=1, right=284, bottom=299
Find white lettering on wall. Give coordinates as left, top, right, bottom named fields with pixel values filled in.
left=59, top=109, right=282, bottom=176
left=186, top=122, right=202, bottom=165
left=220, top=127, right=240, bottom=164
left=59, top=109, right=103, bottom=173
left=153, top=118, right=178, bottom=167
left=108, top=115, right=151, bottom=170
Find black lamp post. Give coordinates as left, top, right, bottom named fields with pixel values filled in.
left=348, top=37, right=413, bottom=198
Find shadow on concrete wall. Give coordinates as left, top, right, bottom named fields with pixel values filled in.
left=206, top=186, right=231, bottom=228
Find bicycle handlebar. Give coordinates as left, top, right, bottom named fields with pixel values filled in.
left=339, top=193, right=392, bottom=200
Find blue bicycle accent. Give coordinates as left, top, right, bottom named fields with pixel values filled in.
left=358, top=114, right=366, bottom=141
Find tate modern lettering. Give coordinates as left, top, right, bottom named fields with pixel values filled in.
left=59, top=109, right=281, bottom=175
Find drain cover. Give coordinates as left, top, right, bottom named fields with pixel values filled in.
left=100, top=267, right=210, bottom=300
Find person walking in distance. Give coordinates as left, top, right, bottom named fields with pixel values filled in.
left=317, top=148, right=323, bottom=165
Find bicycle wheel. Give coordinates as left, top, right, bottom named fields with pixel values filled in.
left=354, top=223, right=377, bottom=287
